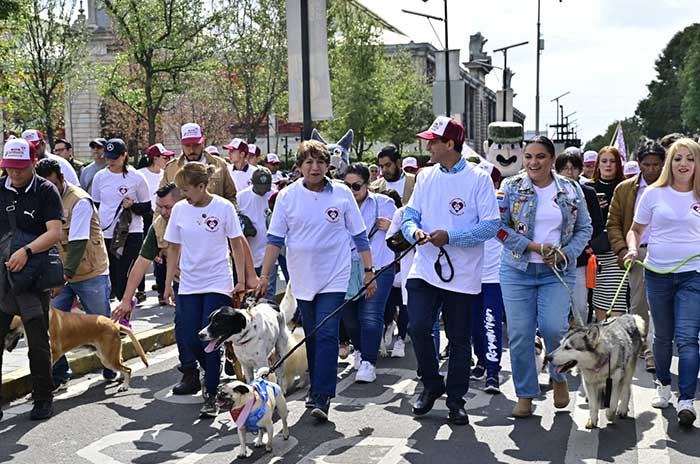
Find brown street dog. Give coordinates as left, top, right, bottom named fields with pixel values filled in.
left=5, top=308, right=149, bottom=392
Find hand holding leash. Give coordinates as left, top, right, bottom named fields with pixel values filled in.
left=254, top=275, right=269, bottom=299
left=413, top=229, right=430, bottom=245
left=622, top=248, right=638, bottom=266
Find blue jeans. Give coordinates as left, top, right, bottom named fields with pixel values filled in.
left=52, top=274, right=112, bottom=383
left=645, top=270, right=700, bottom=400
left=500, top=263, right=574, bottom=398
left=343, top=268, right=395, bottom=364
left=177, top=292, right=231, bottom=395
left=171, top=282, right=197, bottom=371
left=471, top=283, right=504, bottom=377
left=406, top=278, right=475, bottom=407
left=297, top=292, right=345, bottom=399
left=255, top=265, right=278, bottom=302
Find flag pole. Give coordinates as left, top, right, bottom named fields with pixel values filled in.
left=609, top=121, right=620, bottom=146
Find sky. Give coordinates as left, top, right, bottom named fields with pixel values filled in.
left=358, top=0, right=700, bottom=144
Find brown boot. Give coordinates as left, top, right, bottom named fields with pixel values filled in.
left=645, top=354, right=656, bottom=373
left=553, top=379, right=570, bottom=408
left=512, top=398, right=533, bottom=418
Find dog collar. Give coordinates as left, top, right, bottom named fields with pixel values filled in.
left=590, top=353, right=611, bottom=374
left=230, top=396, right=255, bottom=429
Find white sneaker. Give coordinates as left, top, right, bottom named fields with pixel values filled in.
left=651, top=383, right=672, bottom=408
left=391, top=339, right=406, bottom=358
left=353, top=351, right=362, bottom=370
left=355, top=361, right=377, bottom=383
left=678, top=399, right=696, bottom=427
left=383, top=322, right=396, bottom=347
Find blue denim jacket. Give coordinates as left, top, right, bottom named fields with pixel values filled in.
left=496, top=172, right=592, bottom=271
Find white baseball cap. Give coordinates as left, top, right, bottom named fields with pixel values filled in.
left=204, top=145, right=220, bottom=155
left=583, top=150, right=598, bottom=165
left=623, top=161, right=640, bottom=177
left=180, top=123, right=204, bottom=145
left=402, top=156, right=418, bottom=169
left=1, top=138, right=35, bottom=169
left=266, top=153, right=280, bottom=164
left=21, top=129, right=44, bottom=143
left=223, top=138, right=247, bottom=153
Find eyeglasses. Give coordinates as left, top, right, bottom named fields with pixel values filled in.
left=344, top=181, right=365, bottom=191
left=54, top=147, right=66, bottom=153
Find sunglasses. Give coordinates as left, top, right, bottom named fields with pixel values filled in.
left=344, top=181, right=365, bottom=191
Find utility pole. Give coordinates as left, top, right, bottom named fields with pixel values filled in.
left=300, top=0, right=312, bottom=140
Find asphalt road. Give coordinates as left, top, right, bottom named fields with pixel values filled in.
left=1, top=341, right=699, bottom=464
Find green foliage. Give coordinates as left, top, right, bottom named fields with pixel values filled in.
left=583, top=116, right=645, bottom=156
left=212, top=0, right=287, bottom=143
left=635, top=23, right=700, bottom=138
left=2, top=0, right=87, bottom=142
left=100, top=0, right=223, bottom=144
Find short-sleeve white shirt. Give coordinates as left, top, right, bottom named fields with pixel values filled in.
left=236, top=186, right=272, bottom=268
left=91, top=166, right=150, bottom=238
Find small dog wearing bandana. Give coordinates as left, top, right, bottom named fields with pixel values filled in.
left=216, top=367, right=289, bottom=458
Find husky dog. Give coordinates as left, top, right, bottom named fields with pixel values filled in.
left=547, top=314, right=645, bottom=429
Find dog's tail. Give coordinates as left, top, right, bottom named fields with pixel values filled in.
left=632, top=314, right=646, bottom=339
left=119, top=324, right=149, bottom=367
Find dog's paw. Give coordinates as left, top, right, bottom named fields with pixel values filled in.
left=237, top=447, right=251, bottom=459
left=616, top=406, right=629, bottom=418
left=585, top=418, right=598, bottom=429
left=265, top=445, right=273, bottom=453
left=283, top=431, right=290, bottom=441
left=117, top=384, right=129, bottom=392
left=379, top=347, right=389, bottom=358
left=254, top=440, right=265, bottom=448
left=606, top=409, right=616, bottom=423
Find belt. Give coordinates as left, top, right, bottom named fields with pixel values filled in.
left=640, top=244, right=648, bottom=248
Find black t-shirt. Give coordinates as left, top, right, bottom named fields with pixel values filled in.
left=0, top=175, right=64, bottom=237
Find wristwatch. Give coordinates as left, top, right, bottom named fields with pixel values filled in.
left=23, top=245, right=33, bottom=257
left=364, top=266, right=375, bottom=274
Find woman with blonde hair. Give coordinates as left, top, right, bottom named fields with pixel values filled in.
left=624, top=138, right=700, bottom=427
left=590, top=146, right=628, bottom=320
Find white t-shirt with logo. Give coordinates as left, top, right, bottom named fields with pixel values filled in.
left=634, top=186, right=700, bottom=273
left=91, top=166, right=150, bottom=239
left=236, top=186, right=272, bottom=268
left=385, top=176, right=407, bottom=198
left=387, top=206, right=415, bottom=305
left=137, top=167, right=163, bottom=211
left=164, top=194, right=243, bottom=295
left=406, top=162, right=500, bottom=294
left=530, top=181, right=563, bottom=263
left=267, top=180, right=366, bottom=301
left=230, top=164, right=257, bottom=193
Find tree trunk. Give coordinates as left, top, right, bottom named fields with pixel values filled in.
left=147, top=108, right=157, bottom=146
left=44, top=96, right=54, bottom=150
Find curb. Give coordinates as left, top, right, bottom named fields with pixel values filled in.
left=1, top=324, right=176, bottom=404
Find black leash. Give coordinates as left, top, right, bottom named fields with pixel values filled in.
left=434, top=246, right=454, bottom=283
left=263, top=240, right=419, bottom=378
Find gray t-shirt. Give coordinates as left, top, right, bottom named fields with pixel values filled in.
left=79, top=161, right=106, bottom=195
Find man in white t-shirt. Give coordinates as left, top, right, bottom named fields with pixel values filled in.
left=401, top=117, right=500, bottom=426
left=247, top=144, right=262, bottom=167
left=265, top=153, right=286, bottom=185
left=237, top=168, right=277, bottom=300
left=21, top=129, right=79, bottom=185
left=224, top=138, right=258, bottom=192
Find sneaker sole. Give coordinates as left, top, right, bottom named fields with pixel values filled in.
left=391, top=353, right=405, bottom=358
left=470, top=374, right=486, bottom=381
left=311, top=408, right=328, bottom=421
left=678, top=410, right=696, bottom=427
left=355, top=377, right=376, bottom=384
left=652, top=401, right=670, bottom=409
left=484, top=386, right=501, bottom=394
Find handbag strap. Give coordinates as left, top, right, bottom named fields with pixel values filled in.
left=367, top=195, right=380, bottom=240
left=101, top=205, right=123, bottom=231
left=1, top=188, right=18, bottom=231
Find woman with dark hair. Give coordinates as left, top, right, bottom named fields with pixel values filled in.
left=91, top=138, right=151, bottom=307
left=342, top=163, right=397, bottom=383
left=497, top=136, right=592, bottom=417
left=590, top=146, right=628, bottom=320
left=555, top=151, right=604, bottom=324
left=255, top=140, right=376, bottom=422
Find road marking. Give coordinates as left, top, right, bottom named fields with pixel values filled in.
left=631, top=365, right=671, bottom=464
left=564, top=379, right=599, bottom=464
left=297, top=436, right=416, bottom=464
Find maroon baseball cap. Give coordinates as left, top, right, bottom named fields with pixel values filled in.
left=1, top=138, right=36, bottom=169
left=223, top=138, right=248, bottom=153
left=146, top=143, right=175, bottom=159
left=180, top=123, right=204, bottom=145
left=416, top=117, right=465, bottom=145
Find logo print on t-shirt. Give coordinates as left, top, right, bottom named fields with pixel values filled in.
left=449, top=198, right=465, bottom=216
left=325, top=207, right=340, bottom=223
left=118, top=185, right=128, bottom=196
left=204, top=216, right=220, bottom=232
left=691, top=203, right=700, bottom=217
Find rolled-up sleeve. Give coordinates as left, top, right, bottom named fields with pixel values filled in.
left=352, top=231, right=370, bottom=252
left=400, top=206, right=421, bottom=245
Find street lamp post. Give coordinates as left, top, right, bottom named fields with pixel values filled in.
left=536, top=0, right=563, bottom=136
left=494, top=41, right=528, bottom=121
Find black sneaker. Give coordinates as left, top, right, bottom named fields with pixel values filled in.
left=484, top=376, right=501, bottom=394
left=305, top=392, right=315, bottom=408
left=311, top=396, right=330, bottom=422
left=136, top=291, right=147, bottom=303
left=200, top=395, right=218, bottom=418
left=470, top=365, right=486, bottom=381
left=103, top=368, right=118, bottom=380
left=30, top=400, right=53, bottom=421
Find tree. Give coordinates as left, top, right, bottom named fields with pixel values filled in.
left=212, top=0, right=287, bottom=143
left=3, top=0, right=87, bottom=143
left=679, top=38, right=700, bottom=133
left=99, top=0, right=223, bottom=145
left=635, top=23, right=700, bottom=138
left=584, top=116, right=645, bottom=156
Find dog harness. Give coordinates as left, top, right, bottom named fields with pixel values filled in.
left=229, top=379, right=280, bottom=433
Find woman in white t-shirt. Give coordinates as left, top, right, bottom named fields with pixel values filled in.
left=624, top=138, right=700, bottom=426
left=91, top=138, right=151, bottom=306
left=163, top=162, right=249, bottom=418
left=498, top=136, right=592, bottom=418
left=137, top=143, right=174, bottom=303
left=341, top=163, right=397, bottom=384
left=255, top=140, right=376, bottom=423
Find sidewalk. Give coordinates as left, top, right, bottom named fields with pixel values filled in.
left=1, top=274, right=176, bottom=404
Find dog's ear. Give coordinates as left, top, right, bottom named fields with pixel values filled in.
left=585, top=325, right=600, bottom=345
left=233, top=384, right=252, bottom=395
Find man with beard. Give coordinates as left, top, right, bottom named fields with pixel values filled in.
left=160, top=123, right=237, bottom=205
left=607, top=141, right=666, bottom=373
left=371, top=144, right=416, bottom=204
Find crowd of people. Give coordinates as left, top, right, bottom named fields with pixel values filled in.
left=0, top=119, right=699, bottom=431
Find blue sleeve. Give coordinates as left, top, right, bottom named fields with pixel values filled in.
left=562, top=183, right=593, bottom=265
left=352, top=231, right=370, bottom=252
left=447, top=219, right=500, bottom=248
left=400, top=206, right=421, bottom=245
left=267, top=233, right=285, bottom=248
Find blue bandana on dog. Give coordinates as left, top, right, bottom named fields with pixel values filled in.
left=230, top=379, right=280, bottom=433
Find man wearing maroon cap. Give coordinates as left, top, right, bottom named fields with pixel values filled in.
left=0, top=138, right=64, bottom=421
left=247, top=143, right=262, bottom=167
left=224, top=137, right=258, bottom=193
left=400, top=117, right=500, bottom=425
left=160, top=123, right=237, bottom=205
